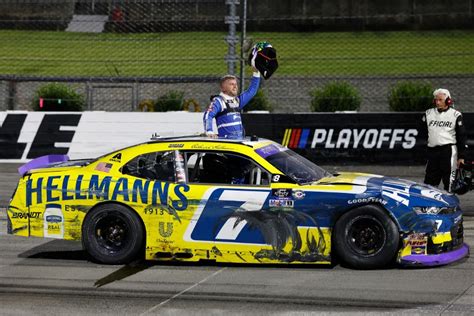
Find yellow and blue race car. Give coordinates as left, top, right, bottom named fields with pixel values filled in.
left=7, top=136, right=469, bottom=269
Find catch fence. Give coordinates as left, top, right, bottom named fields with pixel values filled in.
left=1, top=0, right=473, bottom=112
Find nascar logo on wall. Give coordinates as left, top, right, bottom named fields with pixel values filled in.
left=243, top=112, right=474, bottom=164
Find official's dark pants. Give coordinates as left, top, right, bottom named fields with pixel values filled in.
left=424, top=145, right=457, bottom=191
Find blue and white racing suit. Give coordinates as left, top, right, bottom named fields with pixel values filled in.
left=203, top=72, right=260, bottom=139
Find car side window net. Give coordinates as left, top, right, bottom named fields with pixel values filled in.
left=184, top=151, right=270, bottom=186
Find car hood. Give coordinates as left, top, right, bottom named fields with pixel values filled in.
left=314, top=172, right=459, bottom=207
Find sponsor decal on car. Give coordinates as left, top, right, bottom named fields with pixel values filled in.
left=292, top=190, right=305, bottom=200
left=46, top=215, right=62, bottom=222
left=159, top=222, right=173, bottom=237
left=25, top=175, right=189, bottom=210
left=11, top=212, right=41, bottom=219
left=272, top=188, right=291, bottom=198
left=269, top=199, right=294, bottom=208
left=406, top=233, right=428, bottom=255
left=168, top=144, right=184, bottom=148
left=44, top=204, right=64, bottom=238
left=347, top=197, right=387, bottom=205
left=109, top=153, right=122, bottom=162
left=255, top=143, right=286, bottom=158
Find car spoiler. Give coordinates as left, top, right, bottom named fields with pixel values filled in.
left=18, top=154, right=69, bottom=176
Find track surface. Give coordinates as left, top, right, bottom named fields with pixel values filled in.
left=0, top=164, right=473, bottom=315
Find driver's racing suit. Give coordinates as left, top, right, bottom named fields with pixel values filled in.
left=203, top=72, right=260, bottom=139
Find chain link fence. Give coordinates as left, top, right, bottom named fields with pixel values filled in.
left=1, top=0, right=473, bottom=113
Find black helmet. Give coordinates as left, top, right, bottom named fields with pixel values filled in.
left=248, top=42, right=278, bottom=80
left=452, top=164, right=472, bottom=195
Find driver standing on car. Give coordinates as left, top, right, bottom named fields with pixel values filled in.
left=203, top=69, right=261, bottom=140
left=422, top=88, right=467, bottom=192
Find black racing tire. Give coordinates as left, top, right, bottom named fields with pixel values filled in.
left=82, top=203, right=144, bottom=264
left=333, top=205, right=399, bottom=269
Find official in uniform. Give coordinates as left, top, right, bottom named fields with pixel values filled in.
left=422, top=88, right=467, bottom=192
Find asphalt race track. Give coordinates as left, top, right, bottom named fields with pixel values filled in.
left=0, top=163, right=473, bottom=315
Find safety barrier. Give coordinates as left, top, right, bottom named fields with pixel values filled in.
left=1, top=111, right=473, bottom=164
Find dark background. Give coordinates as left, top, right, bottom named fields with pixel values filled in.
left=1, top=0, right=473, bottom=32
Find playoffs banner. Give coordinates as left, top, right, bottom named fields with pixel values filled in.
left=243, top=113, right=474, bottom=164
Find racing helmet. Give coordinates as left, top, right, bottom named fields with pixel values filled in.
left=248, top=41, right=278, bottom=80
left=452, top=163, right=472, bottom=195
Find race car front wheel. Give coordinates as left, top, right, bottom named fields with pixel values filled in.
left=82, top=203, right=144, bottom=264
left=333, top=205, right=399, bottom=269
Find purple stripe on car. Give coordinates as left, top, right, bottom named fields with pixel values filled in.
left=18, top=154, right=69, bottom=176
left=400, top=243, right=470, bottom=267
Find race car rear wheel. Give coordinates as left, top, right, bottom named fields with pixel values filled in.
left=333, top=205, right=399, bottom=269
left=82, top=203, right=144, bottom=264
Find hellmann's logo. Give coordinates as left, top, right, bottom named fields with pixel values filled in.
left=282, top=128, right=418, bottom=149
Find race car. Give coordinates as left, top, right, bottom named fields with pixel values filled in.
left=7, top=136, right=469, bottom=269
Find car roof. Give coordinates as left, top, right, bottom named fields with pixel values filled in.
left=147, top=135, right=272, bottom=148
left=89, top=135, right=276, bottom=164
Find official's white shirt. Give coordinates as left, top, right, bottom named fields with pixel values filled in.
left=423, top=107, right=462, bottom=147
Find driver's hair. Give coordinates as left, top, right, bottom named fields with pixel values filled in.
left=220, top=75, right=238, bottom=87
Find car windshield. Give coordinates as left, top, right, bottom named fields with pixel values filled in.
left=256, top=144, right=333, bottom=184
